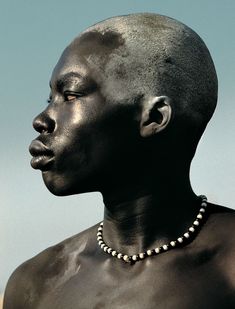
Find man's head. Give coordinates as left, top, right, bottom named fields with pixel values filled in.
left=30, top=13, right=218, bottom=196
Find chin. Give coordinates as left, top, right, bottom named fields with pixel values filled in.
left=46, top=185, right=71, bottom=196
left=42, top=171, right=72, bottom=196
left=42, top=171, right=98, bottom=196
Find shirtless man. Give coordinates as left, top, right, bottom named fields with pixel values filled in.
left=3, top=13, right=235, bottom=309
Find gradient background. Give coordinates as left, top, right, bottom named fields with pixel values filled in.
left=1, top=0, right=235, bottom=297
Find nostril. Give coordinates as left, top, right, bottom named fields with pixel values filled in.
left=33, top=118, right=45, bottom=133
left=33, top=113, right=55, bottom=134
left=33, top=118, right=43, bottom=133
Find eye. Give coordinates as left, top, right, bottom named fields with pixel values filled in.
left=64, top=91, right=84, bottom=102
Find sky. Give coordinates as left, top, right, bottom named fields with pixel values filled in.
left=1, top=0, right=235, bottom=294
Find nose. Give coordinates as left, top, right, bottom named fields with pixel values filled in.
left=33, top=111, right=56, bottom=134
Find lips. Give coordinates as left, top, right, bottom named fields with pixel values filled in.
left=29, top=140, right=54, bottom=170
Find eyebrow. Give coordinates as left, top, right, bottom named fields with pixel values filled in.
left=49, top=72, right=84, bottom=89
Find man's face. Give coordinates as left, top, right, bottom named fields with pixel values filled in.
left=29, top=32, right=142, bottom=196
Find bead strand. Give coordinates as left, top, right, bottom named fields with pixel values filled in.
left=97, top=195, right=208, bottom=264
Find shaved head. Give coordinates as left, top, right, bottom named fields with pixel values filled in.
left=58, top=13, right=218, bottom=159
left=78, top=16, right=215, bottom=126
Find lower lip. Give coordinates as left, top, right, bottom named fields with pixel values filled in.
left=31, top=155, right=54, bottom=171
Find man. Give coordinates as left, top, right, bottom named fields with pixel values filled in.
left=4, top=13, right=235, bottom=308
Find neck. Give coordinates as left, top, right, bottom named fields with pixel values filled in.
left=101, top=162, right=200, bottom=255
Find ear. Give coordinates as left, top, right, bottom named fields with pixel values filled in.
left=140, top=96, right=172, bottom=138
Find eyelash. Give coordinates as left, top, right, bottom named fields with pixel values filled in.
left=64, top=92, right=84, bottom=102
left=46, top=92, right=84, bottom=104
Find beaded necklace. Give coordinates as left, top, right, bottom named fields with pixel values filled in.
left=97, top=195, right=208, bottom=264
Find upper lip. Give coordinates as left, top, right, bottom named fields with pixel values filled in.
left=29, top=139, right=54, bottom=157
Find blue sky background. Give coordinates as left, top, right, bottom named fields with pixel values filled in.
left=1, top=0, right=235, bottom=293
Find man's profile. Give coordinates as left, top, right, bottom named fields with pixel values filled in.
left=3, top=13, right=235, bottom=308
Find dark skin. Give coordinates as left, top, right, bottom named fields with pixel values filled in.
left=4, top=31, right=235, bottom=309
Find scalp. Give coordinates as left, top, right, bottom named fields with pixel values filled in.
left=69, top=13, right=218, bottom=151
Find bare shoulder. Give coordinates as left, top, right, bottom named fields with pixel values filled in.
left=206, top=203, right=235, bottom=239
left=3, top=223, right=99, bottom=309
left=206, top=204, right=235, bottom=291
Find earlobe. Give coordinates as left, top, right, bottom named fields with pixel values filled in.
left=140, top=96, right=172, bottom=138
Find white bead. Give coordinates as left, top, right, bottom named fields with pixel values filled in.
left=155, top=247, right=160, bottom=254
left=200, top=195, right=207, bottom=200
left=170, top=241, right=176, bottom=247
left=123, top=255, right=129, bottom=262
left=96, top=199, right=209, bottom=263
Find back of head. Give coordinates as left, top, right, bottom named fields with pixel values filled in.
left=73, top=13, right=218, bottom=156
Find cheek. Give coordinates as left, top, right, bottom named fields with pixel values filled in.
left=54, top=131, right=89, bottom=173
left=53, top=124, right=114, bottom=181
left=51, top=112, right=101, bottom=176
left=46, top=100, right=139, bottom=186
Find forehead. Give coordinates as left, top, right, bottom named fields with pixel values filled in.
left=51, top=30, right=126, bottom=81
left=50, top=30, right=140, bottom=102
left=72, top=30, right=125, bottom=57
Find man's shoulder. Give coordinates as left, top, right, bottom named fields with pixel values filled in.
left=3, top=223, right=99, bottom=308
left=207, top=203, right=235, bottom=237
left=206, top=204, right=235, bottom=289
left=205, top=203, right=235, bottom=249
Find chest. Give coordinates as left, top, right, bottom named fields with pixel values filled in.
left=37, top=258, right=232, bottom=309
